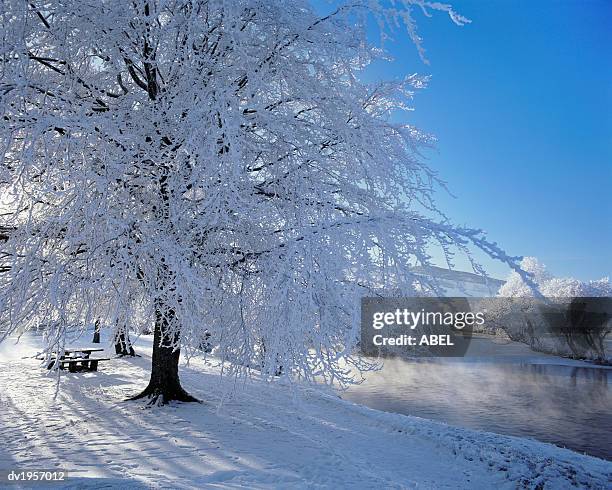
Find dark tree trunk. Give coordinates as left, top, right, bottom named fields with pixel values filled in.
left=125, top=11, right=196, bottom=405
left=129, top=306, right=198, bottom=405
left=259, top=338, right=283, bottom=376
left=115, top=331, right=136, bottom=356
left=92, top=320, right=101, bottom=344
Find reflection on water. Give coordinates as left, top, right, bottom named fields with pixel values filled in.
left=344, top=353, right=612, bottom=460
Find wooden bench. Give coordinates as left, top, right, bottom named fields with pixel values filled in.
left=47, top=357, right=111, bottom=372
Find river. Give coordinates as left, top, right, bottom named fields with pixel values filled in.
left=343, top=335, right=612, bottom=460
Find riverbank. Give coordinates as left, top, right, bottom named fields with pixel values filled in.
left=0, top=335, right=610, bottom=488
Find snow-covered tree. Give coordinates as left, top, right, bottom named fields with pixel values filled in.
left=498, top=257, right=611, bottom=298
left=0, top=0, right=524, bottom=403
left=497, top=257, right=552, bottom=297
left=496, top=257, right=611, bottom=361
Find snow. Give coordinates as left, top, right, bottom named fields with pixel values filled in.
left=0, top=336, right=610, bottom=489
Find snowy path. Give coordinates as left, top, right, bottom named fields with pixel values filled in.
left=0, top=337, right=610, bottom=489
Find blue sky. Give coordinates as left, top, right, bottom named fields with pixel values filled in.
left=357, top=0, right=611, bottom=281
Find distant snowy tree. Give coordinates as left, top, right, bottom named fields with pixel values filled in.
left=496, top=257, right=611, bottom=361
left=499, top=257, right=611, bottom=298
left=0, top=1, right=524, bottom=403
left=497, top=257, right=552, bottom=297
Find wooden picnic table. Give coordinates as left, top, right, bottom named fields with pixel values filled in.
left=40, top=347, right=110, bottom=372
left=58, top=347, right=105, bottom=356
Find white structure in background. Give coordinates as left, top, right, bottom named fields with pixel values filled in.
left=412, top=265, right=504, bottom=297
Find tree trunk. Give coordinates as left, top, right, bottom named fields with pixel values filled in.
left=129, top=306, right=198, bottom=405
left=92, top=320, right=101, bottom=344
left=115, top=331, right=136, bottom=356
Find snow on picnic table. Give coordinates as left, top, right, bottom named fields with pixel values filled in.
left=0, top=336, right=610, bottom=489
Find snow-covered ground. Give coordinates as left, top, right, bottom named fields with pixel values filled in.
left=0, top=335, right=610, bottom=489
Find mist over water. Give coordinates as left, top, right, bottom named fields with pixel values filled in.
left=344, top=337, right=612, bottom=460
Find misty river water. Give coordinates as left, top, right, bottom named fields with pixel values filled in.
left=344, top=335, right=612, bottom=461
